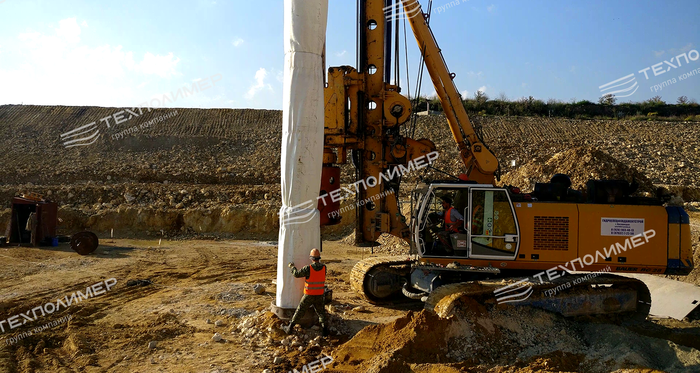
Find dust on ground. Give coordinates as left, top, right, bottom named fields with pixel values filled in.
left=327, top=304, right=700, bottom=373
left=2, top=109, right=700, bottom=372
left=1, top=235, right=699, bottom=373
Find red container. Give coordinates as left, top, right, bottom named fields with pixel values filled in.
left=5, top=196, right=58, bottom=246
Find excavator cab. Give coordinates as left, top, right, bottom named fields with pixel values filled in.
left=412, top=182, right=521, bottom=260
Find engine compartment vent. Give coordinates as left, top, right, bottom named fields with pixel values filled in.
left=533, top=216, right=569, bottom=251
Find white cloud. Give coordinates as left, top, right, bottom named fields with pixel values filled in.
left=521, top=82, right=527, bottom=88
left=478, top=86, right=487, bottom=93
left=0, top=17, right=185, bottom=107
left=655, top=43, right=694, bottom=58
left=55, top=18, right=82, bottom=44
left=487, top=4, right=496, bottom=12
left=232, top=38, right=245, bottom=47
left=245, top=68, right=273, bottom=99
left=467, top=71, right=483, bottom=78
left=569, top=66, right=577, bottom=73
left=461, top=90, right=469, bottom=97
left=336, top=50, right=347, bottom=57
left=137, top=52, right=180, bottom=78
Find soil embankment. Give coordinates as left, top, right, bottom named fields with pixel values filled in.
left=1, top=105, right=699, bottom=237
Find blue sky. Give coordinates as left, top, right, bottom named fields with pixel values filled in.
left=0, top=0, right=699, bottom=110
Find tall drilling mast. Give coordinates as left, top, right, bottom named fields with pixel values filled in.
left=322, top=0, right=436, bottom=245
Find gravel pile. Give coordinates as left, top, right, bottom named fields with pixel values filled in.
left=499, top=146, right=656, bottom=195
left=328, top=306, right=700, bottom=372
left=2, top=106, right=699, bottom=236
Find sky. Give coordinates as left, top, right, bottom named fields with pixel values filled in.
left=0, top=0, right=699, bottom=110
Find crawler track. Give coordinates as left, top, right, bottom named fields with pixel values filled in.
left=425, top=274, right=652, bottom=320
left=350, top=256, right=412, bottom=303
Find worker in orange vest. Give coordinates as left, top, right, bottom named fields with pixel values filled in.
left=433, top=196, right=464, bottom=254
left=439, top=196, right=464, bottom=233
left=283, top=248, right=329, bottom=336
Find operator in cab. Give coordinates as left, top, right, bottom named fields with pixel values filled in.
left=283, top=248, right=329, bottom=337
left=435, top=196, right=464, bottom=254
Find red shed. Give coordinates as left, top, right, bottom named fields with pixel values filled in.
left=4, top=194, right=58, bottom=246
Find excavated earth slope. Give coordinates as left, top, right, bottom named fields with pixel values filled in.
left=1, top=105, right=699, bottom=238
left=325, top=306, right=700, bottom=373
left=1, top=106, right=700, bottom=373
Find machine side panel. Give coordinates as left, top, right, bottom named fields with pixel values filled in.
left=578, top=204, right=667, bottom=270
left=513, top=202, right=579, bottom=264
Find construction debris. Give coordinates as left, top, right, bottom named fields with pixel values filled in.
left=329, top=307, right=700, bottom=372
left=500, top=146, right=656, bottom=195
left=70, top=231, right=100, bottom=255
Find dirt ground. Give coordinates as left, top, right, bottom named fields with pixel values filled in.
left=0, top=238, right=414, bottom=373
left=0, top=232, right=699, bottom=373
left=1, top=108, right=700, bottom=372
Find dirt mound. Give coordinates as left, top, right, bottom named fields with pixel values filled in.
left=500, top=147, right=656, bottom=195
left=326, top=306, right=700, bottom=373
left=339, top=232, right=410, bottom=255
left=2, top=105, right=700, bottom=235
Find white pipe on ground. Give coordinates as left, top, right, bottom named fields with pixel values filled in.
left=277, top=0, right=329, bottom=309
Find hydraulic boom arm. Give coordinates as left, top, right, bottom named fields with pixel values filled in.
left=402, top=0, right=498, bottom=184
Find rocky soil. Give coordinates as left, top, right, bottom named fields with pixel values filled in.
left=326, top=306, right=700, bottom=373
left=2, top=106, right=700, bottom=238
left=1, top=106, right=700, bottom=372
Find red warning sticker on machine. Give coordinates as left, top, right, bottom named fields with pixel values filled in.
left=600, top=218, right=645, bottom=236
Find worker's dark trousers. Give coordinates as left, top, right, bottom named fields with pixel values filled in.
left=290, top=294, right=326, bottom=326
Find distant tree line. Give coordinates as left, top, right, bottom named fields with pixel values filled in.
left=413, top=92, right=700, bottom=121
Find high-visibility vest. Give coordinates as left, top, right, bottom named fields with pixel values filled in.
left=445, top=207, right=459, bottom=233
left=304, top=265, right=326, bottom=296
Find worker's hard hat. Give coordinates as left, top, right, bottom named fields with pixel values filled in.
left=310, top=248, right=321, bottom=259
